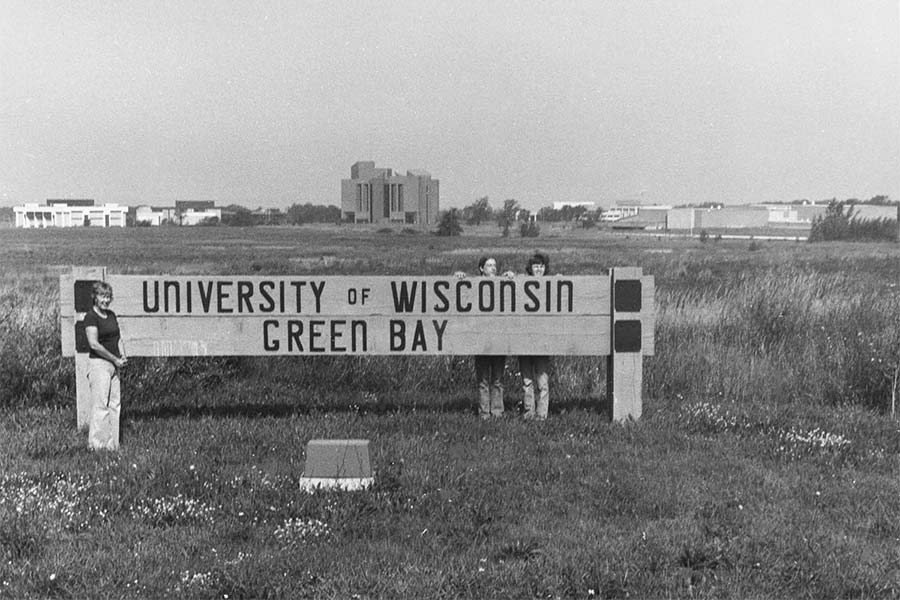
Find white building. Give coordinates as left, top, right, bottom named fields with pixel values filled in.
left=14, top=200, right=127, bottom=228
left=179, top=206, right=221, bottom=225
left=134, top=205, right=178, bottom=226
left=134, top=202, right=221, bottom=226
left=601, top=204, right=672, bottom=222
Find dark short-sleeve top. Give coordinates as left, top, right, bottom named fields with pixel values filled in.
left=82, top=309, right=121, bottom=360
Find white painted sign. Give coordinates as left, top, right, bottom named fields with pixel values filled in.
left=60, top=275, right=649, bottom=356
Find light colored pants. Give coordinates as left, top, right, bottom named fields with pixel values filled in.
left=474, top=355, right=505, bottom=417
left=87, top=358, right=121, bottom=451
left=519, top=356, right=550, bottom=419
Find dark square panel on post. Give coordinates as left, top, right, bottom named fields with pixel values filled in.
left=614, top=280, right=642, bottom=313
left=74, top=280, right=98, bottom=312
left=614, top=320, right=642, bottom=353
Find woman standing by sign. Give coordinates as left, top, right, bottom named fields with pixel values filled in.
left=83, top=281, right=127, bottom=450
left=456, top=256, right=513, bottom=419
left=519, top=253, right=552, bottom=420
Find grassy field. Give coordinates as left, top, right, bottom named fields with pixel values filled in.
left=1, top=226, right=899, bottom=599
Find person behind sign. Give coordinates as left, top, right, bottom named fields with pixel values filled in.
left=518, top=253, right=552, bottom=420
left=83, top=281, right=127, bottom=450
left=454, top=256, right=514, bottom=419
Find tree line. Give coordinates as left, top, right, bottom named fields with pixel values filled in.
left=808, top=200, right=899, bottom=243
left=131, top=203, right=342, bottom=227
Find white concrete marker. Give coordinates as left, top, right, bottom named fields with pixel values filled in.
left=299, top=439, right=374, bottom=492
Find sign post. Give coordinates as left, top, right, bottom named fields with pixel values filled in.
left=60, top=266, right=107, bottom=430
left=61, top=268, right=654, bottom=423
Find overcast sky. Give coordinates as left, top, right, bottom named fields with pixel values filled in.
left=1, top=1, right=897, bottom=210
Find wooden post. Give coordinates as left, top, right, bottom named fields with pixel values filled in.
left=607, top=267, right=644, bottom=421
left=60, top=266, right=107, bottom=430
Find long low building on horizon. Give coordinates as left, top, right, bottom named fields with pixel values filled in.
left=13, top=200, right=127, bottom=228
left=135, top=201, right=222, bottom=226
left=609, top=202, right=898, bottom=231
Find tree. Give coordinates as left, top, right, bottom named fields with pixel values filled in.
left=538, top=206, right=562, bottom=222
left=435, top=209, right=463, bottom=236
left=520, top=221, right=540, bottom=237
left=808, top=200, right=854, bottom=241
left=221, top=205, right=256, bottom=226
left=462, top=196, right=492, bottom=225
left=496, top=199, right=519, bottom=237
left=286, top=203, right=341, bottom=225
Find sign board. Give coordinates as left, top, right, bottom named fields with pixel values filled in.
left=61, top=269, right=654, bottom=422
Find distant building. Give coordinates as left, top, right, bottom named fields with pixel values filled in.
left=601, top=204, right=672, bottom=222
left=341, top=161, right=439, bottom=228
left=760, top=204, right=824, bottom=225
left=667, top=206, right=769, bottom=230
left=134, top=205, right=178, bottom=226
left=13, top=199, right=127, bottom=228
left=612, top=211, right=668, bottom=230
left=176, top=201, right=221, bottom=225
left=847, top=204, right=898, bottom=222
left=134, top=201, right=221, bottom=226
left=600, top=206, right=639, bottom=222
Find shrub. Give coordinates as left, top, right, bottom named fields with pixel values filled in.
left=519, top=221, right=540, bottom=238
left=435, top=210, right=463, bottom=237
left=809, top=201, right=898, bottom=242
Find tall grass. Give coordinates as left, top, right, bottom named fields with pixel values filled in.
left=2, top=229, right=900, bottom=598
left=1, top=232, right=898, bottom=415
left=650, top=267, right=900, bottom=411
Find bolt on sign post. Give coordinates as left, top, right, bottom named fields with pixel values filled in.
left=60, top=267, right=654, bottom=426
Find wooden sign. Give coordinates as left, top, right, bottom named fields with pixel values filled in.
left=61, top=268, right=654, bottom=422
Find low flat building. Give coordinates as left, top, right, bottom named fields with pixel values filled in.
left=134, top=201, right=221, bottom=226
left=601, top=204, right=672, bottom=222
left=667, top=206, right=769, bottom=230
left=341, top=161, right=439, bottom=228
left=14, top=200, right=127, bottom=228
left=612, top=211, right=668, bottom=230
left=847, top=204, right=899, bottom=221
left=134, top=205, right=178, bottom=226
left=176, top=201, right=221, bottom=225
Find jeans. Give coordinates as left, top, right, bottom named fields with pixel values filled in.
left=87, top=358, right=121, bottom=450
left=474, top=355, right=505, bottom=417
left=519, top=356, right=550, bottom=419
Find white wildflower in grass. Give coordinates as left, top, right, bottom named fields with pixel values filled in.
left=129, top=494, right=215, bottom=527
left=680, top=402, right=739, bottom=434
left=274, top=517, right=330, bottom=545
left=178, top=570, right=214, bottom=592
left=222, top=465, right=287, bottom=493
left=224, top=551, right=252, bottom=566
left=777, top=426, right=851, bottom=459
left=0, top=472, right=96, bottom=531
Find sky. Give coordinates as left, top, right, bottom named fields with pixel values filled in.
left=1, top=1, right=897, bottom=211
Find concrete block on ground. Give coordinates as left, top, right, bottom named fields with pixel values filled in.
left=299, top=439, right=374, bottom=492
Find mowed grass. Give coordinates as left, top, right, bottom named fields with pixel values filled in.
left=1, top=226, right=899, bottom=599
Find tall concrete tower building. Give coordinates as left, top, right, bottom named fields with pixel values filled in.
left=341, top=161, right=439, bottom=229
